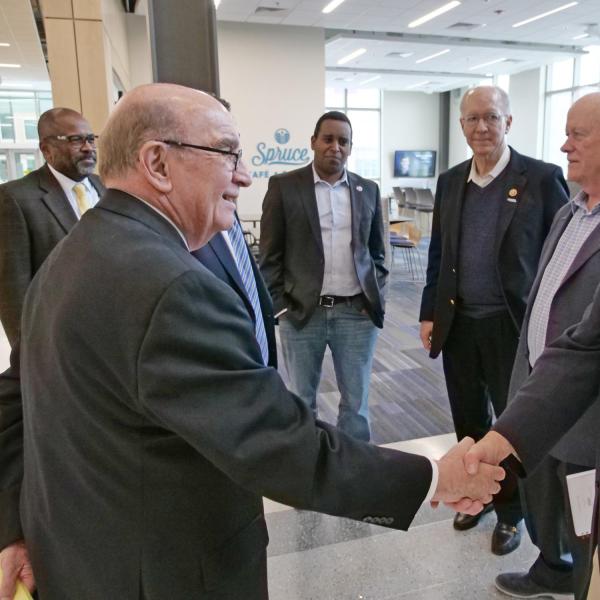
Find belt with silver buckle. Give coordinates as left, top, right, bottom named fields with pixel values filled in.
left=319, top=294, right=359, bottom=308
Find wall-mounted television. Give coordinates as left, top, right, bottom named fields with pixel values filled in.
left=394, top=150, right=436, bottom=178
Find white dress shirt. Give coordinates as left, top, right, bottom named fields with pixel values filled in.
left=47, top=163, right=100, bottom=218
left=313, top=163, right=361, bottom=296
left=467, top=145, right=511, bottom=188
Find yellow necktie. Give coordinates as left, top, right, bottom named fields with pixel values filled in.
left=73, top=183, right=91, bottom=216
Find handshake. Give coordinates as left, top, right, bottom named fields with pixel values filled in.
left=430, top=433, right=516, bottom=514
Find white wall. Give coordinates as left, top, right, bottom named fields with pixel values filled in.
left=381, top=90, right=440, bottom=196
left=507, top=67, right=544, bottom=158
left=448, top=86, right=470, bottom=169
left=218, top=22, right=324, bottom=215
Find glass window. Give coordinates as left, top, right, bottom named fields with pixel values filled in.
left=14, top=152, right=36, bottom=178
left=24, top=119, right=38, bottom=140
left=347, top=88, right=380, bottom=109
left=346, top=109, right=380, bottom=179
left=0, top=102, right=15, bottom=141
left=0, top=153, right=8, bottom=184
left=325, top=87, right=344, bottom=108
left=548, top=58, right=574, bottom=91
left=543, top=92, right=571, bottom=173
left=579, top=45, right=600, bottom=87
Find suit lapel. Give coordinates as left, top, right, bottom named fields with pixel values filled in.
left=560, top=219, right=600, bottom=286
left=38, top=164, right=77, bottom=233
left=348, top=172, right=361, bottom=252
left=206, top=232, right=249, bottom=305
left=494, top=150, right=526, bottom=258
left=298, top=166, right=324, bottom=253
left=447, top=163, right=469, bottom=260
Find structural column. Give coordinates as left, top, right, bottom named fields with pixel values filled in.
left=39, top=0, right=111, bottom=134
left=147, top=0, right=219, bottom=94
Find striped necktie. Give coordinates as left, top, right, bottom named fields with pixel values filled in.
left=228, top=219, right=269, bottom=365
left=72, top=182, right=91, bottom=216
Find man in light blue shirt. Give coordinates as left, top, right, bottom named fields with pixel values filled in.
left=260, top=111, right=388, bottom=441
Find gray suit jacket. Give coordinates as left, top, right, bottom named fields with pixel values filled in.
left=508, top=202, right=600, bottom=466
left=259, top=164, right=388, bottom=328
left=494, top=282, right=600, bottom=596
left=0, top=164, right=105, bottom=346
left=13, top=189, right=431, bottom=599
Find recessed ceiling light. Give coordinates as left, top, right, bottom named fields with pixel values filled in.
left=415, top=49, right=450, bottom=64
left=408, top=1, right=461, bottom=29
left=406, top=80, right=431, bottom=90
left=0, top=63, right=21, bottom=68
left=469, top=57, right=506, bottom=70
left=512, top=2, right=578, bottom=28
left=213, top=0, right=221, bottom=8
left=0, top=43, right=10, bottom=47
left=573, top=33, right=589, bottom=40
left=360, top=75, right=381, bottom=86
left=322, top=0, right=346, bottom=14
left=337, top=48, right=366, bottom=65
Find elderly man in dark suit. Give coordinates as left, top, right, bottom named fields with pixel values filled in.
left=0, top=84, right=503, bottom=599
left=260, top=111, right=387, bottom=442
left=493, top=92, right=600, bottom=599
left=419, top=85, right=569, bottom=554
left=0, top=107, right=104, bottom=347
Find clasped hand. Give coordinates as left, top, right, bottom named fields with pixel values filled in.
left=431, top=437, right=506, bottom=515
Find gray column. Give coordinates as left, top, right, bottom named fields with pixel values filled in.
left=147, top=0, right=219, bottom=94
left=438, top=91, right=450, bottom=173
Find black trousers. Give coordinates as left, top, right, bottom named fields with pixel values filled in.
left=521, top=456, right=592, bottom=598
left=442, top=310, right=522, bottom=525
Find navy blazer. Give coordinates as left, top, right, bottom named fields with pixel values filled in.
left=420, top=148, right=569, bottom=358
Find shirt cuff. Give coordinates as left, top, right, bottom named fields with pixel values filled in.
left=423, top=458, right=439, bottom=504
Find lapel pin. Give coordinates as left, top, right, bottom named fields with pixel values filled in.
left=506, top=187, right=518, bottom=203
left=356, top=185, right=363, bottom=192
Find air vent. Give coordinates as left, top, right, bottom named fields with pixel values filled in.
left=386, top=52, right=413, bottom=58
left=502, top=58, right=525, bottom=63
left=447, top=22, right=482, bottom=31
left=255, top=6, right=289, bottom=14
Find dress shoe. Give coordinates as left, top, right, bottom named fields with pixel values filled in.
left=492, top=521, right=522, bottom=555
left=495, top=572, right=574, bottom=599
left=453, top=503, right=493, bottom=531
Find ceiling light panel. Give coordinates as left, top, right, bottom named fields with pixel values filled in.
left=408, top=1, right=461, bottom=29
left=415, top=49, right=450, bottom=64
left=512, top=2, right=578, bottom=29
left=337, top=47, right=366, bottom=65
left=322, top=0, right=346, bottom=14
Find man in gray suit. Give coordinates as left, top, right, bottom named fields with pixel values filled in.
left=0, top=84, right=503, bottom=599
left=493, top=93, right=600, bottom=599
left=260, top=111, right=387, bottom=442
left=0, top=107, right=104, bottom=347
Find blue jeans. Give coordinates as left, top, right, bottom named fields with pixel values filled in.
left=279, top=300, right=378, bottom=441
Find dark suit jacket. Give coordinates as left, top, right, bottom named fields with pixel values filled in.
left=259, top=164, right=388, bottom=328
left=419, top=148, right=569, bottom=358
left=0, top=163, right=105, bottom=346
left=192, top=228, right=277, bottom=368
left=508, top=202, right=600, bottom=466
left=11, top=190, right=431, bottom=599
left=494, top=281, right=600, bottom=598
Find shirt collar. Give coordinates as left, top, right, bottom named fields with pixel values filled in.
left=312, top=162, right=348, bottom=187
left=467, top=145, right=511, bottom=184
left=133, top=196, right=190, bottom=251
left=571, top=190, right=600, bottom=215
left=47, top=163, right=92, bottom=193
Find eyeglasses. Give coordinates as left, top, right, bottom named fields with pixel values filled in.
left=159, top=139, right=243, bottom=171
left=45, top=134, right=98, bottom=146
left=462, top=113, right=505, bottom=127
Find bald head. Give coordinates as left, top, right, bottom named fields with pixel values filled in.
left=460, top=86, right=511, bottom=116
left=99, top=83, right=228, bottom=180
left=561, top=92, right=600, bottom=200
left=38, top=107, right=96, bottom=181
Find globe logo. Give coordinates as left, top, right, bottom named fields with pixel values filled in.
left=274, top=128, right=290, bottom=144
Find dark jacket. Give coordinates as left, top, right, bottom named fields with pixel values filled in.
left=259, top=164, right=388, bottom=328
left=420, top=148, right=568, bottom=357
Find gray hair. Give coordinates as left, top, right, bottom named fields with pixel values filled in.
left=98, top=91, right=186, bottom=180
left=460, top=85, right=511, bottom=116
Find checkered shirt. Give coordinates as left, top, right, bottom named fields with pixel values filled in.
left=528, top=191, right=600, bottom=367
